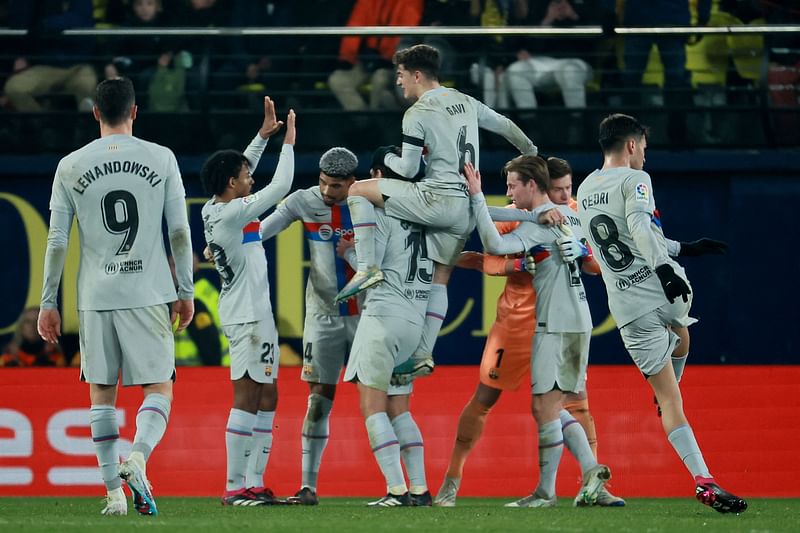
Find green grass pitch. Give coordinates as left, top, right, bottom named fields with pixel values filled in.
left=1, top=497, right=797, bottom=532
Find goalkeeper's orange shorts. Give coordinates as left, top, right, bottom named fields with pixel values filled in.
left=479, top=320, right=534, bottom=391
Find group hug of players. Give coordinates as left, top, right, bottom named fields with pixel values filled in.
left=38, top=43, right=747, bottom=516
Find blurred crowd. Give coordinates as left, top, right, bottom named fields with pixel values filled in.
left=0, top=0, right=796, bottom=118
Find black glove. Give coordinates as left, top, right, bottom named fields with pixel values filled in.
left=655, top=264, right=691, bottom=304
left=371, top=145, right=402, bottom=178
left=679, top=238, right=728, bottom=257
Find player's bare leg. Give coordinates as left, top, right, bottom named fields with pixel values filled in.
left=335, top=179, right=386, bottom=302
left=648, top=364, right=747, bottom=513
left=89, top=384, right=127, bottom=516
left=388, top=394, right=430, bottom=506
left=436, top=383, right=501, bottom=507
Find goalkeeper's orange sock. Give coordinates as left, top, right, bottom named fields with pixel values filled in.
left=564, top=398, right=597, bottom=458
left=445, top=396, right=492, bottom=480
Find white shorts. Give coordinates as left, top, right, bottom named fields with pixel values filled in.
left=343, top=315, right=422, bottom=392
left=379, top=179, right=471, bottom=266
left=301, top=314, right=359, bottom=384
left=79, top=305, right=175, bottom=387
left=620, top=299, right=697, bottom=377
left=531, top=331, right=590, bottom=395
left=223, top=319, right=280, bottom=384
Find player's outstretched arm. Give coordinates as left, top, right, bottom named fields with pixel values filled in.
left=236, top=110, right=296, bottom=223
left=678, top=237, right=728, bottom=256
left=243, top=96, right=285, bottom=174
left=487, top=205, right=566, bottom=226
left=465, top=162, right=527, bottom=256
left=475, top=100, right=538, bottom=156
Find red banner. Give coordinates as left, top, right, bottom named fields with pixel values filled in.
left=1, top=366, right=797, bottom=498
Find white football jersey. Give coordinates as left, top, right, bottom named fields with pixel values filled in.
left=260, top=186, right=360, bottom=317
left=398, top=87, right=537, bottom=195
left=577, top=167, right=687, bottom=327
left=202, top=145, right=294, bottom=326
left=47, top=134, right=189, bottom=310
left=361, top=209, right=432, bottom=325
left=473, top=197, right=592, bottom=333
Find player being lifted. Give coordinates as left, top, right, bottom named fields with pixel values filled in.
left=465, top=156, right=611, bottom=508
left=257, top=147, right=361, bottom=505
left=576, top=113, right=746, bottom=514
left=335, top=44, right=537, bottom=372
left=343, top=162, right=435, bottom=507
left=37, top=77, right=195, bottom=517
left=201, top=97, right=295, bottom=506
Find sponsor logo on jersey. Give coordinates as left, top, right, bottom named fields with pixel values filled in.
left=635, top=183, right=649, bottom=203
left=104, top=259, right=143, bottom=275
left=615, top=265, right=653, bottom=290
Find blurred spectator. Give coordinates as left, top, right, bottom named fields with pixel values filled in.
left=104, top=0, right=191, bottom=111
left=1, top=307, right=65, bottom=367
left=169, top=253, right=227, bottom=366
left=4, top=0, right=98, bottom=112
left=215, top=1, right=296, bottom=110
left=621, top=0, right=711, bottom=141
left=397, top=0, right=474, bottom=90
left=327, top=0, right=424, bottom=111
left=762, top=0, right=800, bottom=144
left=468, top=0, right=529, bottom=109
left=504, top=0, right=597, bottom=110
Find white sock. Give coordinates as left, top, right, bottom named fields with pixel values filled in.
left=416, top=283, right=448, bottom=357
left=391, top=411, right=427, bottom=494
left=536, top=419, right=564, bottom=498
left=672, top=354, right=688, bottom=382
left=559, top=409, right=597, bottom=474
left=225, top=408, right=256, bottom=492
left=347, top=195, right=377, bottom=270
left=131, top=393, right=171, bottom=461
left=246, top=410, right=274, bottom=489
left=301, top=393, right=333, bottom=491
left=668, top=424, right=711, bottom=478
left=365, top=412, right=406, bottom=495
left=90, top=405, right=122, bottom=491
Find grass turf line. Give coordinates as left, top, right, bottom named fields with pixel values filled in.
left=0, top=497, right=795, bottom=532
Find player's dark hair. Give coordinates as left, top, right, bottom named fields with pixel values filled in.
left=598, top=113, right=648, bottom=154
left=503, top=155, right=549, bottom=193
left=393, top=44, right=440, bottom=81
left=546, top=157, right=572, bottom=180
left=95, top=77, right=136, bottom=126
left=201, top=149, right=248, bottom=196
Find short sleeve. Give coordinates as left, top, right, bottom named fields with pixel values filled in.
left=401, top=108, right=426, bottom=148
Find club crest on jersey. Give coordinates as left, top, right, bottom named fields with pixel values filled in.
left=635, top=183, right=649, bottom=203
left=318, top=224, right=334, bottom=240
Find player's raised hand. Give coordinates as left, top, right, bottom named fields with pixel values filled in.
left=678, top=238, right=728, bottom=257
left=172, top=298, right=195, bottom=333
left=538, top=208, right=566, bottom=226
left=258, top=96, right=284, bottom=139
left=37, top=308, right=61, bottom=344
left=283, top=109, right=296, bottom=145
left=655, top=264, right=691, bottom=304
left=464, top=162, right=482, bottom=195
